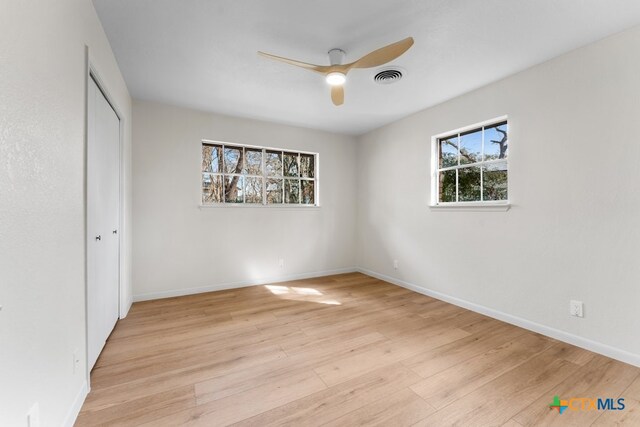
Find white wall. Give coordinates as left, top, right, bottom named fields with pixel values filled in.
left=2, top=4, right=635, bottom=425
left=0, top=0, right=132, bottom=425
left=356, top=26, right=640, bottom=365
left=132, top=101, right=357, bottom=300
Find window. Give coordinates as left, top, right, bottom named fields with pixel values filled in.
left=433, top=118, right=508, bottom=205
left=201, top=141, right=317, bottom=206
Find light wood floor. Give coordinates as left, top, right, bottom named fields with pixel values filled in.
left=77, top=273, right=640, bottom=426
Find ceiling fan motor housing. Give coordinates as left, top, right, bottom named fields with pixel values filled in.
left=328, top=48, right=346, bottom=65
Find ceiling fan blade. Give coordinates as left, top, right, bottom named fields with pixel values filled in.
left=258, top=51, right=331, bottom=74
left=331, top=85, right=344, bottom=106
left=348, top=37, right=414, bottom=69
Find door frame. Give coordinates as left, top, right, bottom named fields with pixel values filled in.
left=84, top=47, right=126, bottom=389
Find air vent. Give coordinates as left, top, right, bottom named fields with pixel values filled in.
left=373, top=67, right=404, bottom=84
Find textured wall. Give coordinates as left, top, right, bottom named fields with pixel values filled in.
left=356, top=26, right=640, bottom=364
left=0, top=0, right=132, bottom=425
left=132, top=101, right=357, bottom=300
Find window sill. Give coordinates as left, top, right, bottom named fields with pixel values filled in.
left=429, top=203, right=510, bottom=212
left=199, top=204, right=321, bottom=210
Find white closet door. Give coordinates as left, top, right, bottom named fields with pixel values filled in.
left=87, top=77, right=120, bottom=370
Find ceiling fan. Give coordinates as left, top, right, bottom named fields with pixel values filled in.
left=258, top=37, right=414, bottom=106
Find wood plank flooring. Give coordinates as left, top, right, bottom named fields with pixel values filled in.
left=76, top=273, right=639, bottom=426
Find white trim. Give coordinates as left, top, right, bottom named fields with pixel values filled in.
left=432, top=115, right=509, bottom=140
left=62, top=381, right=88, bottom=427
left=85, top=48, right=129, bottom=391
left=357, top=267, right=640, bottom=368
left=89, top=62, right=133, bottom=316
left=202, top=139, right=318, bottom=156
left=430, top=203, right=510, bottom=211
left=438, top=158, right=508, bottom=172
left=198, top=204, right=321, bottom=210
left=133, top=267, right=357, bottom=302
left=87, top=61, right=126, bottom=319
left=121, top=294, right=133, bottom=319
left=431, top=115, right=509, bottom=207
left=201, top=141, right=319, bottom=207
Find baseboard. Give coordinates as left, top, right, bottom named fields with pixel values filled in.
left=357, top=267, right=640, bottom=368
left=63, top=380, right=88, bottom=427
left=119, top=294, right=133, bottom=319
left=133, top=267, right=358, bottom=302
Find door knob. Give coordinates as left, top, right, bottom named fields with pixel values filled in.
left=112, top=229, right=118, bottom=234
left=95, top=235, right=101, bottom=241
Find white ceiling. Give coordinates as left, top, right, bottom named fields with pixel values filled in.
left=93, top=0, right=640, bottom=135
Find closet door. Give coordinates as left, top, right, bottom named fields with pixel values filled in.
left=87, top=76, right=120, bottom=370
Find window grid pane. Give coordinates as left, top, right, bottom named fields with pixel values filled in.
left=283, top=152, right=299, bottom=177
left=202, top=173, right=223, bottom=204
left=244, top=148, right=263, bottom=175
left=459, top=129, right=482, bottom=165
left=284, top=179, right=300, bottom=204
left=203, top=142, right=317, bottom=206
left=301, top=179, right=315, bottom=204
left=202, top=144, right=223, bottom=173
left=439, top=136, right=458, bottom=169
left=266, top=178, right=283, bottom=204
left=483, top=122, right=508, bottom=161
left=436, top=120, right=508, bottom=204
left=300, top=154, right=315, bottom=178
left=482, top=162, right=508, bottom=201
left=439, top=170, right=456, bottom=203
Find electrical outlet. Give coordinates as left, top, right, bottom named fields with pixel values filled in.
left=570, top=300, right=584, bottom=318
left=278, top=258, right=284, bottom=268
left=27, top=403, right=39, bottom=427
left=393, top=260, right=399, bottom=270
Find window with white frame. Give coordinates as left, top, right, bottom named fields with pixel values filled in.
left=434, top=119, right=508, bottom=204
left=201, top=141, right=317, bottom=206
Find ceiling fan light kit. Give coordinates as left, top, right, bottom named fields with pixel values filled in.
left=258, top=37, right=414, bottom=106
left=326, top=72, right=346, bottom=86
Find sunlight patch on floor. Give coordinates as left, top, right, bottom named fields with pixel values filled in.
left=265, top=285, right=341, bottom=305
